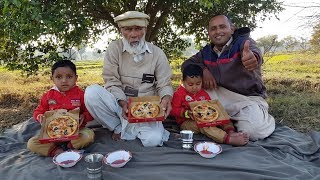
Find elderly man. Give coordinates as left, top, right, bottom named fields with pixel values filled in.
left=84, top=11, right=173, bottom=147
left=182, top=14, right=275, bottom=141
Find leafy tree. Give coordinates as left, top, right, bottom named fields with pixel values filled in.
left=0, top=0, right=283, bottom=75
left=310, top=23, right=320, bottom=51
left=256, top=35, right=281, bottom=55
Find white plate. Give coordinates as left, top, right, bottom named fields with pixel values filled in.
left=53, top=150, right=82, bottom=168
left=194, top=142, right=222, bottom=158
left=103, top=150, right=132, bottom=168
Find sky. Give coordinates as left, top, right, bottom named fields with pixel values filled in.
left=92, top=0, right=319, bottom=49
left=251, top=0, right=319, bottom=40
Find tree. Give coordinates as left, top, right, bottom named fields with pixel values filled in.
left=280, top=36, right=299, bottom=52
left=283, top=2, right=320, bottom=27
left=298, top=37, right=310, bottom=52
left=310, top=23, right=320, bottom=51
left=0, top=0, right=283, bottom=75
left=256, top=35, right=281, bottom=55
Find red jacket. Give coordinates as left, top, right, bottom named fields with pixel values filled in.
left=33, top=85, right=93, bottom=127
left=170, top=85, right=211, bottom=124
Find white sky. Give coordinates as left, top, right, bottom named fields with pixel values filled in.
left=251, top=0, right=319, bottom=40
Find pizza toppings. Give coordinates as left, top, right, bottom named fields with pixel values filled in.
left=130, top=102, right=160, bottom=119
left=47, top=116, right=78, bottom=138
left=192, top=104, right=219, bottom=122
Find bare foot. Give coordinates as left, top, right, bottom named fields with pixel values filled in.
left=227, top=132, right=249, bottom=146
left=111, top=132, right=122, bottom=141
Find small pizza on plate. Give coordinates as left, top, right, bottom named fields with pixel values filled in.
left=46, top=116, right=78, bottom=138
left=192, top=104, right=219, bottom=122
left=130, top=101, right=160, bottom=119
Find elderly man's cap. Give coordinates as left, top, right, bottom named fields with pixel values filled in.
left=114, top=11, right=150, bottom=27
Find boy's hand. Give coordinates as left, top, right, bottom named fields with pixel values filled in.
left=37, top=114, right=44, bottom=125
left=79, top=114, right=85, bottom=126
left=185, top=110, right=194, bottom=120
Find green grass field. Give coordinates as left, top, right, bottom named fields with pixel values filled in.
left=0, top=52, right=319, bottom=133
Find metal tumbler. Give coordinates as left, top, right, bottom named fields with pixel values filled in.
left=85, top=153, right=104, bottom=179
left=180, top=130, right=194, bottom=149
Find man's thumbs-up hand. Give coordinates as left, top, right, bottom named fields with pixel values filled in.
left=241, top=40, right=258, bottom=71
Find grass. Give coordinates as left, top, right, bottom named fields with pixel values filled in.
left=0, top=52, right=319, bottom=133
left=263, top=52, right=320, bottom=132
left=263, top=53, right=320, bottom=85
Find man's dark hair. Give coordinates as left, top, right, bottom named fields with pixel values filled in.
left=182, top=64, right=203, bottom=80
left=209, top=13, right=234, bottom=25
left=51, top=60, right=77, bottom=75
left=211, top=14, right=233, bottom=24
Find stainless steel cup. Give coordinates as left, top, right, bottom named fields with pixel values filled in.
left=85, top=153, right=104, bottom=179
left=180, top=130, right=194, bottom=149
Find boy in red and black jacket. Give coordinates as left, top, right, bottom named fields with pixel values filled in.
left=171, top=64, right=249, bottom=146
left=27, top=60, right=95, bottom=156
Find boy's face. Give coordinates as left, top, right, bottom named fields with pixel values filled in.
left=51, top=66, right=77, bottom=92
left=182, top=76, right=202, bottom=95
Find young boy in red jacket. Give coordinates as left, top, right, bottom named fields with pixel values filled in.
left=170, top=64, right=249, bottom=146
left=27, top=60, right=95, bottom=156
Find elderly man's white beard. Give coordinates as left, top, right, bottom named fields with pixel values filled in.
left=122, top=36, right=147, bottom=63
left=122, top=35, right=146, bottom=56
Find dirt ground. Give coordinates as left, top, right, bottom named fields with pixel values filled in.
left=0, top=107, right=34, bottom=131
left=0, top=95, right=38, bottom=133
left=0, top=107, right=34, bottom=132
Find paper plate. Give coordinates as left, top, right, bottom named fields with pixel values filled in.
left=103, top=150, right=132, bottom=168
left=194, top=142, right=222, bottom=158
left=53, top=150, right=82, bottom=168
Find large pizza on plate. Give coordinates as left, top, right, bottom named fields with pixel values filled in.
left=46, top=116, right=78, bottom=138
left=192, top=104, right=219, bottom=122
left=130, top=102, right=160, bottom=119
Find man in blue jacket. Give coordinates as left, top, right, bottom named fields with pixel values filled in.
left=182, top=14, right=275, bottom=141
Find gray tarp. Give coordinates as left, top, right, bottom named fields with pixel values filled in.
left=1, top=118, right=320, bottom=180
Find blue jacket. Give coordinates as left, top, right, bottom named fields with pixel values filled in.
left=182, top=27, right=267, bottom=98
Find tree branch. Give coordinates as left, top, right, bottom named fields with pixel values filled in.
left=145, top=1, right=172, bottom=41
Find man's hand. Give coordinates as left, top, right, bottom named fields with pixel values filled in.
left=202, top=67, right=217, bottom=90
left=241, top=40, right=258, bottom=71
left=160, top=95, right=172, bottom=118
left=118, top=100, right=128, bottom=120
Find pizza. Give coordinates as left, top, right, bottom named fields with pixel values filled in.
left=46, top=116, right=78, bottom=138
left=192, top=104, right=219, bottom=122
left=130, top=102, right=160, bottom=118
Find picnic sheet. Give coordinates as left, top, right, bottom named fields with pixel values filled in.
left=1, top=118, right=320, bottom=180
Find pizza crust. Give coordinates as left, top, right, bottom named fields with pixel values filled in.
left=47, top=116, right=78, bottom=138
left=130, top=102, right=160, bottom=119
left=192, top=104, right=219, bottom=122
